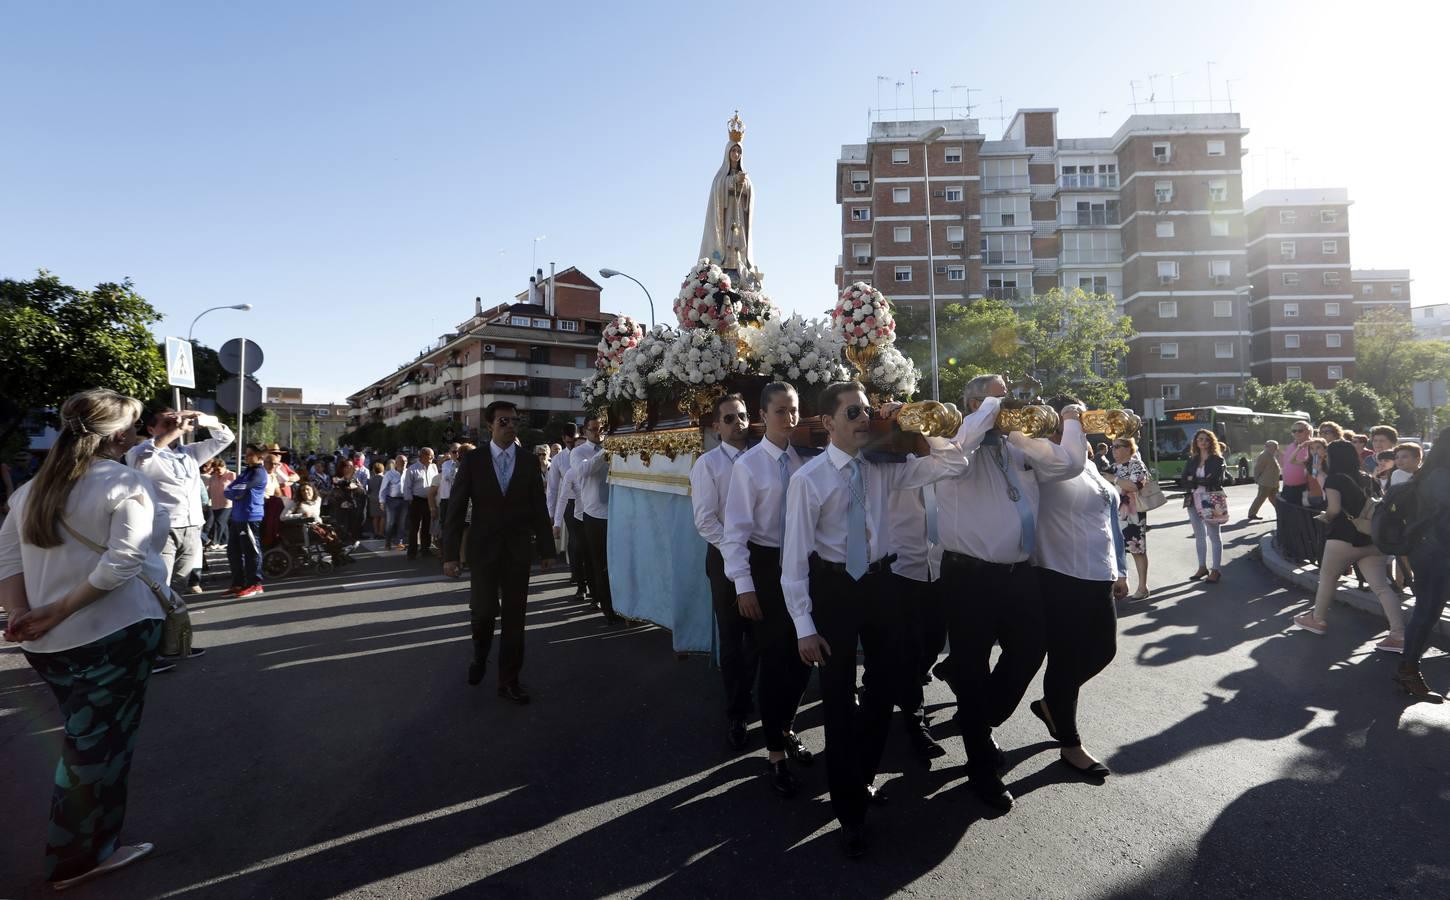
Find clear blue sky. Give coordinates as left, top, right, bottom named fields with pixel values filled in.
left=1, top=0, right=1433, bottom=404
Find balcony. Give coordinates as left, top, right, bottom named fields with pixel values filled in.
left=1059, top=208, right=1121, bottom=227
left=983, top=288, right=1023, bottom=302
left=1060, top=249, right=1123, bottom=265
left=981, top=175, right=1030, bottom=192
left=982, top=252, right=1032, bottom=266
left=1057, top=173, right=1120, bottom=191
left=395, top=382, right=421, bottom=400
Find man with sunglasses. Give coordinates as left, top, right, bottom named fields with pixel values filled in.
left=783, top=381, right=970, bottom=857
left=931, top=374, right=1086, bottom=814
left=690, top=393, right=759, bottom=752
left=560, top=416, right=624, bottom=626
left=1280, top=421, right=1313, bottom=506
left=722, top=382, right=813, bottom=797
left=443, top=402, right=554, bottom=702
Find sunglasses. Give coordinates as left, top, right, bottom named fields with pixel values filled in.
left=845, top=405, right=874, bottom=421
left=720, top=412, right=747, bottom=425
left=494, top=416, right=517, bottom=426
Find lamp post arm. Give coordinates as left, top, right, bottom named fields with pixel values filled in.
left=189, top=305, right=242, bottom=342
left=617, top=273, right=655, bottom=327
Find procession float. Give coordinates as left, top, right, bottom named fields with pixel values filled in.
left=587, top=112, right=1137, bottom=653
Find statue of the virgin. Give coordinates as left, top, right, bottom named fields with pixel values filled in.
left=699, top=112, right=759, bottom=288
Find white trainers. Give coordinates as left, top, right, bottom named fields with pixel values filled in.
left=1376, top=635, right=1406, bottom=654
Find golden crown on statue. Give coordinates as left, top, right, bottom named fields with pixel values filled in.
left=728, top=110, right=745, bottom=143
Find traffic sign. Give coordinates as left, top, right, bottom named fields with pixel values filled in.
left=219, top=338, right=264, bottom=376
left=216, top=375, right=263, bottom=415
left=165, top=337, right=196, bottom=389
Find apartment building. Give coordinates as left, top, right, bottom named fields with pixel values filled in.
left=837, top=110, right=1250, bottom=410
left=261, top=391, right=351, bottom=452
left=1413, top=301, right=1448, bottom=341
left=1245, top=189, right=1354, bottom=388
left=347, top=267, right=613, bottom=438
left=1352, top=268, right=1413, bottom=319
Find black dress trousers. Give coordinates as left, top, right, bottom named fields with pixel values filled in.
left=707, top=544, right=759, bottom=723
left=747, top=542, right=810, bottom=753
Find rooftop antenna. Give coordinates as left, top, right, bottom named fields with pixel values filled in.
left=1097, top=109, right=1110, bottom=128
left=531, top=234, right=547, bottom=271
left=984, top=96, right=1009, bottom=135
left=894, top=81, right=904, bottom=121
left=1225, top=78, right=1240, bottom=113
left=910, top=69, right=920, bottom=119
left=951, top=84, right=979, bottom=118
left=876, top=75, right=889, bottom=122
left=931, top=88, right=941, bottom=119
left=1206, top=61, right=1217, bottom=113
left=1147, top=74, right=1162, bottom=113
left=1168, top=72, right=1183, bottom=112
left=1129, top=81, right=1143, bottom=114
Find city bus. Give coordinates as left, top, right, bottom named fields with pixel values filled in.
left=1142, top=406, right=1309, bottom=484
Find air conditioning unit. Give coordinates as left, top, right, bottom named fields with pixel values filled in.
left=855, top=255, right=870, bottom=265
left=935, top=266, right=948, bottom=274
left=1154, top=153, right=1171, bottom=164
left=1148, top=345, right=1161, bottom=354
left=1213, top=274, right=1230, bottom=286
left=933, top=190, right=946, bottom=198
left=852, top=182, right=868, bottom=192
left=483, top=343, right=496, bottom=354
left=1159, top=275, right=1177, bottom=285
left=949, top=242, right=963, bottom=250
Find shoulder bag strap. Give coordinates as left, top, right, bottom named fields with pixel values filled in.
left=58, top=518, right=183, bottom=615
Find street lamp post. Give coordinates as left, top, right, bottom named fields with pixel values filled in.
left=598, top=269, right=655, bottom=327
left=183, top=303, right=252, bottom=443
left=919, top=125, right=946, bottom=400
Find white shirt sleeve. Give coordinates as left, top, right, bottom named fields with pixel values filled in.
left=780, top=471, right=820, bottom=639
left=546, top=459, right=563, bottom=519
left=88, top=486, right=157, bottom=592
left=689, top=454, right=726, bottom=548
left=183, top=421, right=235, bottom=466
left=721, top=461, right=758, bottom=594
left=1010, top=419, right=1087, bottom=483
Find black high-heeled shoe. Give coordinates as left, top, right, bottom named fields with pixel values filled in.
left=1059, top=756, right=1111, bottom=779
left=1029, top=699, right=1062, bottom=743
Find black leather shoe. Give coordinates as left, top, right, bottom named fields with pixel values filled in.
left=727, top=720, right=748, bottom=752
left=783, top=733, right=814, bottom=766
left=865, top=781, right=888, bottom=806
left=768, top=760, right=799, bottom=798
left=969, top=773, right=1014, bottom=812
left=839, top=823, right=870, bottom=859
left=497, top=682, right=531, bottom=704
left=1059, top=757, right=1111, bottom=780
left=1029, top=699, right=1063, bottom=743
left=467, top=662, right=485, bottom=686
left=908, top=722, right=946, bottom=762
left=604, top=613, right=625, bottom=626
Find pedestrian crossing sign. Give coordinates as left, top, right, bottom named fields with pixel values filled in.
left=166, top=336, right=196, bottom=389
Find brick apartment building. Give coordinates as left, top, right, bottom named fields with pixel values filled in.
left=347, top=267, right=614, bottom=438
left=1413, top=299, right=1447, bottom=341
left=837, top=110, right=1251, bottom=410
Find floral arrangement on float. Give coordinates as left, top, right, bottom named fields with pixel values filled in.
left=665, top=327, right=735, bottom=386
left=831, top=281, right=898, bottom=376
left=735, top=288, right=780, bottom=328
left=608, top=324, right=677, bottom=402
left=866, top=342, right=920, bottom=399
left=598, top=315, right=645, bottom=370
left=674, top=259, right=741, bottom=332
left=579, top=366, right=611, bottom=414
left=738, top=313, right=849, bottom=387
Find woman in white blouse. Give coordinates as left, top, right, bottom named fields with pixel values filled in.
left=0, top=389, right=167, bottom=891
left=1026, top=395, right=1130, bottom=781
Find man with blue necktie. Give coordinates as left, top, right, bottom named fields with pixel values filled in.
left=934, top=374, right=1086, bottom=813
left=782, top=381, right=970, bottom=858
left=443, top=401, right=554, bottom=703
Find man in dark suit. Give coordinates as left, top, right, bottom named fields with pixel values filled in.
left=443, top=401, right=555, bottom=703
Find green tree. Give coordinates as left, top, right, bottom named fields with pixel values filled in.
left=1355, top=308, right=1450, bottom=430
left=305, top=417, right=322, bottom=454
left=1329, top=380, right=1392, bottom=431
left=0, top=271, right=167, bottom=447
left=251, top=409, right=279, bottom=447
left=1242, top=378, right=1290, bottom=414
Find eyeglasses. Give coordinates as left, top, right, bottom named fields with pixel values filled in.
left=845, top=405, right=874, bottom=421
left=720, top=412, right=746, bottom=425
left=494, top=416, right=516, bottom=426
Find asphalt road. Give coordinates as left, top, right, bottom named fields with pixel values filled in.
left=3, top=482, right=1447, bottom=899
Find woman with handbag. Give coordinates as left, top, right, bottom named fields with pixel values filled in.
left=0, top=389, right=169, bottom=890
left=1292, top=440, right=1405, bottom=653
left=1182, top=429, right=1227, bottom=584
left=1108, top=437, right=1154, bottom=600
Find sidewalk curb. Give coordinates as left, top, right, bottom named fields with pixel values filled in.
left=1257, top=533, right=1450, bottom=640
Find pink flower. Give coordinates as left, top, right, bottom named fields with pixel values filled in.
left=864, top=316, right=876, bottom=327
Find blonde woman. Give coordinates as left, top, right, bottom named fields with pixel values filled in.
left=0, top=389, right=166, bottom=890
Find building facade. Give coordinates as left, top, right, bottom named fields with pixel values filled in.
left=1413, top=301, right=1448, bottom=341
left=260, top=393, right=351, bottom=453
left=837, top=111, right=1251, bottom=411
left=347, top=267, right=612, bottom=439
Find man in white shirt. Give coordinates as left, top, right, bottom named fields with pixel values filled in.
left=127, top=407, right=234, bottom=599
left=784, top=381, right=969, bottom=857
left=379, top=455, right=408, bottom=549
left=547, top=425, right=589, bottom=602
left=721, top=382, right=813, bottom=796
left=934, top=373, right=1085, bottom=813
left=690, top=393, right=758, bottom=752
left=403, top=448, right=439, bottom=560
left=562, top=417, right=622, bottom=625
left=435, top=442, right=461, bottom=530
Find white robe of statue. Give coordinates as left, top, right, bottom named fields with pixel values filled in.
left=698, top=141, right=756, bottom=283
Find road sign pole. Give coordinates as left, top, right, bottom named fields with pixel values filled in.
left=174, top=386, right=184, bottom=445
left=236, top=341, right=246, bottom=471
